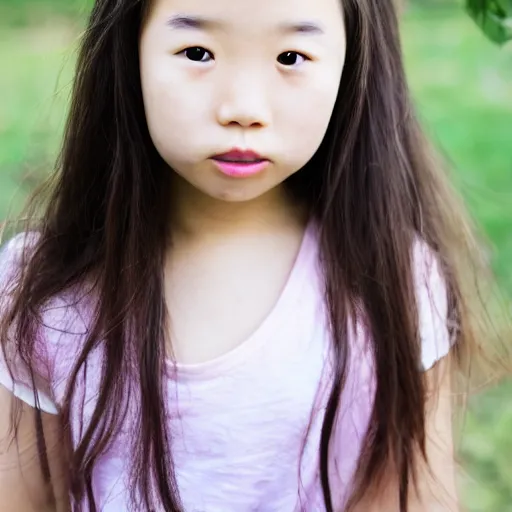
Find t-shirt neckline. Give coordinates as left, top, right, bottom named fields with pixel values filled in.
left=165, top=218, right=317, bottom=381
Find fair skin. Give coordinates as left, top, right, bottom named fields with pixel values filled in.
left=354, top=358, right=459, bottom=511
left=139, top=0, right=345, bottom=364
left=0, top=0, right=459, bottom=509
left=0, top=389, right=70, bottom=511
left=140, top=0, right=346, bottom=205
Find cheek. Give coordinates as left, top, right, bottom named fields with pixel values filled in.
left=142, top=69, right=194, bottom=125
left=279, top=67, right=341, bottom=166
left=140, top=59, right=212, bottom=162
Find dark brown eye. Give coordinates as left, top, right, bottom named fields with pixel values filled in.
left=277, top=51, right=307, bottom=67
left=183, top=47, right=213, bottom=62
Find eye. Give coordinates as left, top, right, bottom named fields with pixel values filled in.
left=277, top=51, right=309, bottom=67
left=180, top=46, right=214, bottom=63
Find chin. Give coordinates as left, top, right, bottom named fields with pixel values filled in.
left=212, top=187, right=271, bottom=203
left=198, top=178, right=280, bottom=203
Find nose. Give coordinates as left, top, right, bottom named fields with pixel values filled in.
left=216, top=70, right=271, bottom=129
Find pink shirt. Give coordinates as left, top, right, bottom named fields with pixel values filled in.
left=0, top=224, right=450, bottom=511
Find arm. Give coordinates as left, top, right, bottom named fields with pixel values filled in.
left=355, top=355, right=459, bottom=512
left=0, top=385, right=71, bottom=512
left=412, top=355, right=459, bottom=511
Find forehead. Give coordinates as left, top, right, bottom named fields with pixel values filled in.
left=146, top=0, right=345, bottom=37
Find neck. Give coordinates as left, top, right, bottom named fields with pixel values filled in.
left=168, top=173, right=307, bottom=243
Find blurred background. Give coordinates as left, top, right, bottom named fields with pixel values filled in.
left=0, top=0, right=511, bottom=509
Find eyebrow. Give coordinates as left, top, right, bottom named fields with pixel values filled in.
left=278, top=21, right=325, bottom=36
left=166, top=14, right=220, bottom=31
left=166, top=14, right=325, bottom=36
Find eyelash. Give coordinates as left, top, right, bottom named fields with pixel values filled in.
left=177, top=46, right=311, bottom=67
left=179, top=46, right=214, bottom=63
left=277, top=51, right=310, bottom=67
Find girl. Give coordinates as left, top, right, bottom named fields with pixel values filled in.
left=0, top=0, right=505, bottom=510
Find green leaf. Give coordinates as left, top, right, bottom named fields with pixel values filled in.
left=466, top=0, right=512, bottom=44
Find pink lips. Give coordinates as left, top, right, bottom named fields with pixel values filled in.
left=211, top=149, right=270, bottom=178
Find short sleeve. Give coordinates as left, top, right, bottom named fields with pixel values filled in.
left=413, top=240, right=452, bottom=371
left=0, top=234, right=59, bottom=414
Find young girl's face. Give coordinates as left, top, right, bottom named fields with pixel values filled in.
left=140, top=0, right=346, bottom=202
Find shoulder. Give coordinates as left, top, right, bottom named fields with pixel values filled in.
left=1, top=231, right=90, bottom=335
left=0, top=232, right=93, bottom=413
left=0, top=231, right=39, bottom=285
left=411, top=238, right=452, bottom=371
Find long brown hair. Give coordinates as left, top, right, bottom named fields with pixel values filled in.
left=1, top=0, right=508, bottom=510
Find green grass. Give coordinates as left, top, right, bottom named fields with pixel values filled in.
left=0, top=2, right=511, bottom=510
left=402, top=5, right=512, bottom=293
left=0, top=23, right=77, bottom=220
left=402, top=9, right=512, bottom=510
left=0, top=0, right=92, bottom=27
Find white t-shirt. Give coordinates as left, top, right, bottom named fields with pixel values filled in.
left=0, top=225, right=452, bottom=511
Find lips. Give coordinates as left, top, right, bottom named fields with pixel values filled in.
left=212, top=149, right=267, bottom=163
left=210, top=149, right=270, bottom=178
